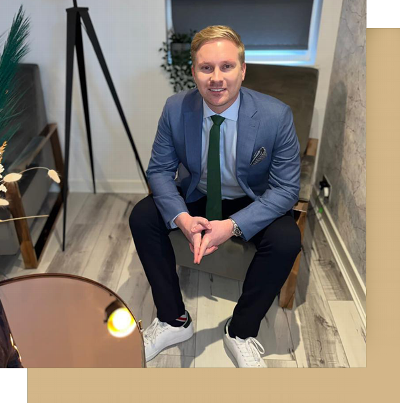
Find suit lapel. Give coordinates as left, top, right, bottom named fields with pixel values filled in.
left=236, top=90, right=259, bottom=183
left=182, top=89, right=259, bottom=195
left=184, top=92, right=203, bottom=192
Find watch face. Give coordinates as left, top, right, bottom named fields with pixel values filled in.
left=233, top=225, right=241, bottom=236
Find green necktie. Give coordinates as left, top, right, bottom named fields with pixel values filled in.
left=206, top=115, right=225, bottom=220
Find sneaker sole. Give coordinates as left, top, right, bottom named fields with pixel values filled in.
left=146, top=326, right=194, bottom=362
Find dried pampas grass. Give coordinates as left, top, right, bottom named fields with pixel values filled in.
left=0, top=141, right=7, bottom=164
left=48, top=169, right=60, bottom=183
left=0, top=140, right=61, bottom=224
left=18, top=167, right=61, bottom=184
left=3, top=172, right=22, bottom=183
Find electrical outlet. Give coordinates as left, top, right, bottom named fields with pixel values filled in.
left=322, top=174, right=332, bottom=201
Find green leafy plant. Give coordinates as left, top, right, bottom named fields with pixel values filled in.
left=159, top=30, right=196, bottom=93
left=0, top=5, right=30, bottom=146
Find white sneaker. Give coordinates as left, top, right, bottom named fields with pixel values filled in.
left=223, top=317, right=267, bottom=368
left=143, top=311, right=194, bottom=362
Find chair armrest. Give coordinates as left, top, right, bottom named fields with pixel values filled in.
left=298, top=138, right=318, bottom=202
left=299, top=154, right=314, bottom=202
left=305, top=138, right=318, bottom=157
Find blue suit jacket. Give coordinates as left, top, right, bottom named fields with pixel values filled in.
left=147, top=87, right=300, bottom=241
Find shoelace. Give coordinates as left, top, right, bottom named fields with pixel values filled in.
left=237, top=337, right=265, bottom=366
left=143, top=318, right=166, bottom=346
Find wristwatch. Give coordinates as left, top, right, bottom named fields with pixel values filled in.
left=229, top=218, right=243, bottom=237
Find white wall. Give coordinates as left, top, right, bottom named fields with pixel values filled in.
left=310, top=0, right=344, bottom=182
left=1, top=0, right=173, bottom=193
left=1, top=0, right=342, bottom=193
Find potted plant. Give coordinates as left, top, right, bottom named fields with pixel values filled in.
left=159, top=30, right=196, bottom=93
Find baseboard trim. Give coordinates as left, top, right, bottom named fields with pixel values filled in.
left=311, top=188, right=366, bottom=326
left=69, top=179, right=148, bottom=194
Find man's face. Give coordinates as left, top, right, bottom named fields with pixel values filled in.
left=191, top=39, right=246, bottom=114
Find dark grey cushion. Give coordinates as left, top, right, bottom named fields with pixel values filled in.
left=243, top=64, right=318, bottom=156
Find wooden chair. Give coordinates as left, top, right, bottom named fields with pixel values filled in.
left=169, top=64, right=319, bottom=310
left=5, top=123, right=64, bottom=268
left=1, top=64, right=64, bottom=269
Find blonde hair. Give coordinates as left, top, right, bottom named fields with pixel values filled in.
left=191, top=25, right=245, bottom=66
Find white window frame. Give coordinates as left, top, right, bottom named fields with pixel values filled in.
left=165, top=0, right=323, bottom=66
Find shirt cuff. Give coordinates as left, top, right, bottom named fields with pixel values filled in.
left=169, top=212, right=186, bottom=229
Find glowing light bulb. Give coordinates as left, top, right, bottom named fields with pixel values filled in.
left=107, top=307, right=135, bottom=338
left=113, top=308, right=132, bottom=330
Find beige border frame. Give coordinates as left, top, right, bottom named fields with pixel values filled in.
left=26, top=28, right=398, bottom=402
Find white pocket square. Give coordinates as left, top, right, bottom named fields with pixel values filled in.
left=250, top=147, right=267, bottom=165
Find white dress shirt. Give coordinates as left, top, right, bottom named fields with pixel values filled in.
left=197, top=94, right=246, bottom=200
left=170, top=94, right=246, bottom=228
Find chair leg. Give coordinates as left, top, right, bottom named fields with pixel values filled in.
left=279, top=206, right=308, bottom=310
left=5, top=182, right=38, bottom=269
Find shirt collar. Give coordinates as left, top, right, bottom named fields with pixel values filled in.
left=202, top=93, right=241, bottom=122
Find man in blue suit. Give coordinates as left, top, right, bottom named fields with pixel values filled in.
left=130, top=25, right=301, bottom=367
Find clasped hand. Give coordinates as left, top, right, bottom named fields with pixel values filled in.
left=174, top=213, right=233, bottom=264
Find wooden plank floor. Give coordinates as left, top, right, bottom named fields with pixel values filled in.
left=0, top=193, right=366, bottom=368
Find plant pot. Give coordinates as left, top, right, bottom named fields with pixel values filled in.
left=171, top=42, right=191, bottom=56
left=170, top=42, right=191, bottom=64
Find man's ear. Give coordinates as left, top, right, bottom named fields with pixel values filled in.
left=241, top=62, right=247, bottom=81
left=191, top=65, right=195, bottom=78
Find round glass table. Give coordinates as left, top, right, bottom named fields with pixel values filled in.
left=0, top=273, right=144, bottom=367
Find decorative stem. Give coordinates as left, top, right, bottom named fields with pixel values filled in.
left=19, top=166, right=50, bottom=175
left=0, top=214, right=49, bottom=223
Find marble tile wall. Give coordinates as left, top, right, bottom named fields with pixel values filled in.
left=315, top=0, right=366, bottom=284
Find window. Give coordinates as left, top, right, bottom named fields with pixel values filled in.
left=166, top=0, right=323, bottom=66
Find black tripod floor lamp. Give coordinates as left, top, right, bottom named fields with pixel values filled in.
left=63, top=0, right=149, bottom=251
